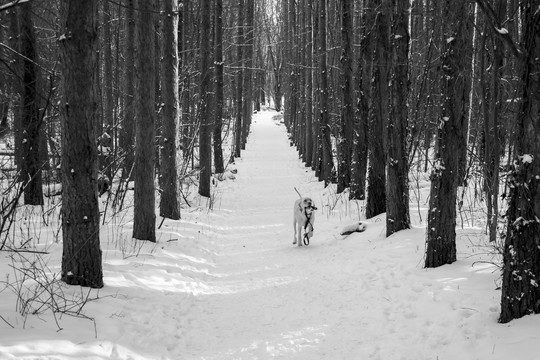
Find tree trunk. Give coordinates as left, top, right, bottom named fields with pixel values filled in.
left=133, top=0, right=156, bottom=242
left=234, top=0, right=244, bottom=158
left=198, top=0, right=212, bottom=197
left=499, top=0, right=540, bottom=323
left=159, top=0, right=181, bottom=220
left=120, top=0, right=135, bottom=179
left=350, top=0, right=370, bottom=200
left=337, top=0, right=354, bottom=194
left=8, top=8, right=23, bottom=172
left=318, top=0, right=334, bottom=186
left=181, top=0, right=192, bottom=161
left=241, top=0, right=255, bottom=150
left=386, top=0, right=410, bottom=236
left=425, top=0, right=472, bottom=268
left=102, top=0, right=113, bottom=179
left=20, top=2, right=43, bottom=205
left=0, top=16, right=9, bottom=136
left=366, top=0, right=389, bottom=219
left=59, top=0, right=103, bottom=288
left=213, top=0, right=225, bottom=174
left=304, top=0, right=313, bottom=167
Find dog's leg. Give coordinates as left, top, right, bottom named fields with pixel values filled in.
left=293, top=218, right=297, bottom=245
left=297, top=221, right=303, bottom=246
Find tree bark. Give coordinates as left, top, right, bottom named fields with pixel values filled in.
left=133, top=0, right=156, bottom=242
left=499, top=0, right=540, bottom=323
left=304, top=0, right=313, bottom=167
left=241, top=0, right=255, bottom=150
left=120, top=0, right=135, bottom=179
left=318, top=0, right=334, bottom=186
left=425, top=0, right=472, bottom=268
left=234, top=0, right=244, bottom=158
left=213, top=0, right=225, bottom=174
left=59, top=0, right=103, bottom=288
left=198, top=0, right=212, bottom=197
left=337, top=0, right=354, bottom=194
left=386, top=0, right=410, bottom=236
left=19, top=2, right=43, bottom=205
left=159, top=0, right=181, bottom=220
left=366, top=0, right=389, bottom=218
left=350, top=0, right=370, bottom=200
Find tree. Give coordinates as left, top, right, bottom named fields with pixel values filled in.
left=20, top=1, right=44, bottom=205
left=304, top=0, right=314, bottom=167
left=317, top=0, right=334, bottom=185
left=385, top=0, right=410, bottom=236
left=133, top=0, right=156, bottom=242
left=59, top=0, right=103, bottom=288
left=241, top=0, right=255, bottom=149
left=120, top=0, right=135, bottom=179
left=234, top=0, right=245, bottom=158
left=198, top=0, right=212, bottom=197
left=159, top=0, right=181, bottom=220
left=337, top=0, right=354, bottom=194
left=365, top=0, right=390, bottom=218
left=101, top=0, right=113, bottom=178
left=350, top=0, right=370, bottom=200
left=425, top=0, right=472, bottom=268
left=213, top=0, right=225, bottom=174
left=0, top=12, right=9, bottom=135
left=498, top=0, right=540, bottom=323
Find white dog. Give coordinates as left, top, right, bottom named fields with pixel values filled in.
left=293, top=197, right=316, bottom=246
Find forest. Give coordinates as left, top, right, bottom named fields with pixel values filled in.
left=0, top=0, right=539, bottom=357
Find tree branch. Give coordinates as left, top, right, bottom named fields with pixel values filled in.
left=474, top=0, right=521, bottom=58
left=0, top=0, right=30, bottom=12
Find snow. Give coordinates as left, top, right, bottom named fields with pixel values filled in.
left=1, top=109, right=539, bottom=359
left=521, top=154, right=534, bottom=164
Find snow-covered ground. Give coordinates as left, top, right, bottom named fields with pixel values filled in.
left=1, top=109, right=539, bottom=360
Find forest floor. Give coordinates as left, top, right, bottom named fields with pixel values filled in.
left=1, top=109, right=539, bottom=359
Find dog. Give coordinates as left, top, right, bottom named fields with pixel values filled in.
left=293, top=197, right=316, bottom=246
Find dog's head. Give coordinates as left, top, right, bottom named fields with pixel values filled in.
left=299, top=197, right=317, bottom=213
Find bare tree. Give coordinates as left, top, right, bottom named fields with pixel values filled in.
left=385, top=0, right=410, bottom=236
left=317, top=0, right=334, bottom=185
left=133, top=0, right=156, bottom=241
left=59, top=0, right=103, bottom=288
left=498, top=0, right=540, bottom=323
left=159, top=0, right=181, bottom=219
left=213, top=0, right=225, bottom=174
left=234, top=0, right=245, bottom=158
left=337, top=0, right=353, bottom=194
left=198, top=0, right=213, bottom=197
left=425, top=0, right=472, bottom=268
left=20, top=1, right=43, bottom=205
left=120, top=0, right=135, bottom=179
left=365, top=0, right=389, bottom=218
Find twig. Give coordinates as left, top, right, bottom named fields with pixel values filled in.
left=0, top=314, right=14, bottom=328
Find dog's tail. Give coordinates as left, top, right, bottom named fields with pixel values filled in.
left=294, top=187, right=302, bottom=199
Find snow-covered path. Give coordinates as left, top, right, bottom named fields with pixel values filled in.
left=1, top=109, right=539, bottom=360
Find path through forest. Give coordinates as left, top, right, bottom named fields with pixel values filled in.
left=1, top=109, right=536, bottom=360
left=157, top=109, right=513, bottom=359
